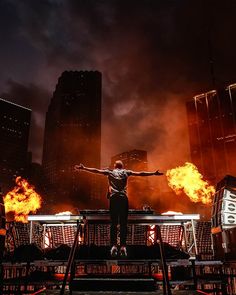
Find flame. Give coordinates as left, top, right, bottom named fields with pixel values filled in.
left=166, top=162, right=215, bottom=204
left=3, top=177, right=42, bottom=223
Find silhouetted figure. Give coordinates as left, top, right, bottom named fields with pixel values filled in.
left=74, top=160, right=163, bottom=257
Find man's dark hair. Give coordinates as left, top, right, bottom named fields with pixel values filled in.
left=114, top=160, right=124, bottom=169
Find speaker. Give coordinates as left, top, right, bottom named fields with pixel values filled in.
left=213, top=213, right=236, bottom=229
left=221, top=212, right=236, bottom=226
left=212, top=227, right=236, bottom=260
left=222, top=199, right=236, bottom=213
left=223, top=189, right=236, bottom=202
left=211, top=176, right=236, bottom=229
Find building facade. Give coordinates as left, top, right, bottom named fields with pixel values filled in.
left=42, top=71, right=102, bottom=209
left=186, top=83, right=236, bottom=183
left=0, top=98, right=31, bottom=192
left=111, top=149, right=148, bottom=171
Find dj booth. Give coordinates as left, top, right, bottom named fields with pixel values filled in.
left=5, top=211, right=232, bottom=295
left=27, top=210, right=200, bottom=257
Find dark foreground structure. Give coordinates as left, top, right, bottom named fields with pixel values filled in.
left=0, top=212, right=236, bottom=294
left=1, top=175, right=236, bottom=294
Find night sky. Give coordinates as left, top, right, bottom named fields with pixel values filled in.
left=1, top=0, right=236, bottom=175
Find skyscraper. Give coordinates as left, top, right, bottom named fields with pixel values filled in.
left=111, top=149, right=148, bottom=171
left=0, top=98, right=31, bottom=192
left=42, top=71, right=102, bottom=208
left=186, top=83, right=236, bottom=182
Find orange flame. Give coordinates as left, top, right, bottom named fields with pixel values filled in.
left=3, top=177, right=42, bottom=223
left=166, top=162, right=215, bottom=204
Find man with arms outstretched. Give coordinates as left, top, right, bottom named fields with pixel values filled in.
left=74, top=160, right=163, bottom=257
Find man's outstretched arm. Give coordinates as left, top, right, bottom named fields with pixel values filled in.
left=129, top=170, right=164, bottom=176
left=74, top=164, right=108, bottom=175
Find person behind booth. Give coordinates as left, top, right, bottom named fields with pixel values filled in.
left=74, top=160, right=163, bottom=257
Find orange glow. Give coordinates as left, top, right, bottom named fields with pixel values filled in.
left=53, top=273, right=71, bottom=280
left=161, top=211, right=183, bottom=215
left=147, top=225, right=156, bottom=245
left=3, top=177, right=42, bottom=223
left=56, top=211, right=73, bottom=215
left=166, top=162, right=215, bottom=204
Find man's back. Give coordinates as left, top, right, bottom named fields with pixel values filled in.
left=107, top=168, right=131, bottom=196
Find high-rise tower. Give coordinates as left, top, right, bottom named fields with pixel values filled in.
left=186, top=83, right=236, bottom=182
left=42, top=71, right=102, bottom=208
left=0, top=98, right=31, bottom=192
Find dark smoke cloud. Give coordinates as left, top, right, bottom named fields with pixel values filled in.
left=1, top=0, right=236, bottom=211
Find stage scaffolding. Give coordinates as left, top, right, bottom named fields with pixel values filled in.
left=3, top=258, right=236, bottom=294
left=1, top=214, right=236, bottom=294
left=26, top=213, right=200, bottom=257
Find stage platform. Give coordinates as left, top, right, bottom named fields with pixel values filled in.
left=44, top=291, right=205, bottom=295
left=1, top=212, right=236, bottom=294
left=26, top=212, right=200, bottom=257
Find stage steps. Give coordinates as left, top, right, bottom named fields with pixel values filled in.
left=70, top=275, right=156, bottom=291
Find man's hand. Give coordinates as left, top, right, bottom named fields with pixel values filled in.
left=74, top=164, right=84, bottom=171
left=154, top=170, right=164, bottom=176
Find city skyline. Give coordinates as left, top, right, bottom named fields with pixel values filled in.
left=1, top=1, right=236, bottom=176
left=1, top=3, right=236, bottom=290
left=1, top=74, right=235, bottom=179
left=0, top=89, right=234, bottom=213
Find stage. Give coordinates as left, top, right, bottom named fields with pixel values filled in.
left=1, top=211, right=236, bottom=294
left=44, top=291, right=207, bottom=294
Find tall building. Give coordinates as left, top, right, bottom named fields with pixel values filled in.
left=111, top=149, right=148, bottom=171
left=111, top=150, right=151, bottom=207
left=0, top=98, right=31, bottom=192
left=42, top=71, right=102, bottom=209
left=186, top=83, right=236, bottom=183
